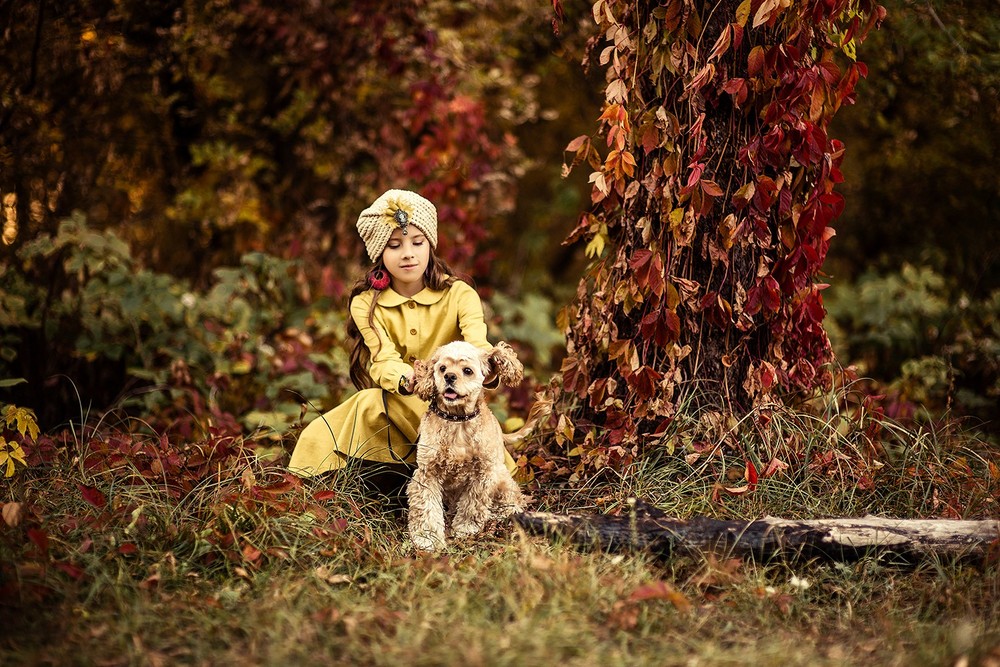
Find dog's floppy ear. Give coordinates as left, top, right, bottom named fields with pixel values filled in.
left=412, top=359, right=436, bottom=401
left=486, top=341, right=523, bottom=387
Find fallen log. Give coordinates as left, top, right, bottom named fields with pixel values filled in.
left=515, top=499, right=1000, bottom=562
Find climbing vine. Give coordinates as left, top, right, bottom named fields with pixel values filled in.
left=555, top=0, right=885, bottom=471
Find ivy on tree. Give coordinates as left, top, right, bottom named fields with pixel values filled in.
left=555, top=0, right=886, bottom=473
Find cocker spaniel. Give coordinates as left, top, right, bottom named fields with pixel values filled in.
left=407, top=341, right=549, bottom=552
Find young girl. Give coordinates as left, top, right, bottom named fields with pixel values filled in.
left=289, top=188, right=517, bottom=479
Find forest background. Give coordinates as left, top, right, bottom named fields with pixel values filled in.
left=0, top=0, right=997, bottom=447
left=1, top=1, right=999, bottom=664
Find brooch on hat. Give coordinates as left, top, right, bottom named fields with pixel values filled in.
left=394, top=208, right=409, bottom=235
left=385, top=199, right=412, bottom=236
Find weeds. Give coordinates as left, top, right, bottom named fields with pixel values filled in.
left=1, top=395, right=998, bottom=666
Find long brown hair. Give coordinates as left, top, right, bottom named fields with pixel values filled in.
left=347, top=251, right=472, bottom=390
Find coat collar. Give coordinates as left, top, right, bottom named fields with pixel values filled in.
left=374, top=281, right=448, bottom=308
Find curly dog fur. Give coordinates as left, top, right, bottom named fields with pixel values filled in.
left=407, top=341, right=549, bottom=552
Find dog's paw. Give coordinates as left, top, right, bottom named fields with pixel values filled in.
left=451, top=520, right=483, bottom=539
left=411, top=531, right=446, bottom=553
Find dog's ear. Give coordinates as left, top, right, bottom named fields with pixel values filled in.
left=486, top=341, right=523, bottom=387
left=412, top=359, right=436, bottom=401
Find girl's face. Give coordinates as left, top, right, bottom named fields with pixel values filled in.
left=382, top=228, right=430, bottom=294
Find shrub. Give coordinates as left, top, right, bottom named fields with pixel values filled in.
left=0, top=213, right=347, bottom=435
left=826, top=265, right=1000, bottom=430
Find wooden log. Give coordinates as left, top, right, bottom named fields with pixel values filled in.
left=515, top=499, right=1000, bottom=562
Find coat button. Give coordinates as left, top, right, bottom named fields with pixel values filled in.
left=407, top=302, right=416, bottom=309
left=409, top=328, right=417, bottom=335
left=408, top=355, right=416, bottom=362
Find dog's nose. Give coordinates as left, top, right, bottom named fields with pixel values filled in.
left=444, top=372, right=457, bottom=384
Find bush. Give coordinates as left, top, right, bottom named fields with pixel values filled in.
left=0, top=213, right=348, bottom=435
left=826, top=265, right=1000, bottom=430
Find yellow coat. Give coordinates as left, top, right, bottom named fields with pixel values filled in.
left=289, top=279, right=516, bottom=476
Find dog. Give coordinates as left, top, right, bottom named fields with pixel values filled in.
left=406, top=341, right=550, bottom=552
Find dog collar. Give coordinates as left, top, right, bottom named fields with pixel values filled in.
left=427, top=402, right=480, bottom=423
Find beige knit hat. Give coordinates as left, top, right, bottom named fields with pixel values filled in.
left=356, top=189, right=438, bottom=262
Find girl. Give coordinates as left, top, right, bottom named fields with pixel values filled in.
left=289, top=188, right=517, bottom=479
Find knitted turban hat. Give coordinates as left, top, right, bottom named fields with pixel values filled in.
left=356, top=189, right=438, bottom=262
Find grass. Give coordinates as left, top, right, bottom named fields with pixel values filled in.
left=2, top=402, right=999, bottom=666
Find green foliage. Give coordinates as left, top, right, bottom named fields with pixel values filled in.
left=490, top=292, right=566, bottom=368
left=827, top=264, right=950, bottom=369
left=833, top=0, right=1000, bottom=292
left=0, top=213, right=346, bottom=434
left=827, top=265, right=1000, bottom=427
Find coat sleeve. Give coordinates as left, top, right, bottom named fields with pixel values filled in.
left=350, top=293, right=413, bottom=393
left=453, top=281, right=492, bottom=351
left=453, top=281, right=501, bottom=389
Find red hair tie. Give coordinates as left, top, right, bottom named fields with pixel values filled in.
left=368, top=269, right=390, bottom=290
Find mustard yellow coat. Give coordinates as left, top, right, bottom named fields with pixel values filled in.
left=289, top=279, right=516, bottom=476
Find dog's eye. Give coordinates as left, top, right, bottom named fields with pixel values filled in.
left=463, top=367, right=474, bottom=376
left=439, top=365, right=447, bottom=373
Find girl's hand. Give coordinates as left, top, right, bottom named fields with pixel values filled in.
left=401, top=374, right=417, bottom=395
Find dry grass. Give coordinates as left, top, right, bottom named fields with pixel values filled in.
left=2, top=405, right=999, bottom=666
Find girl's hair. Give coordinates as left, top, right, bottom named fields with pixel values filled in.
left=347, top=250, right=471, bottom=391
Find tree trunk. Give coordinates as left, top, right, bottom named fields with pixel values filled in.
left=516, top=500, right=1000, bottom=562
left=553, top=0, right=885, bottom=472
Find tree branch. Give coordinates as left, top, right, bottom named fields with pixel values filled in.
left=516, top=499, right=1000, bottom=562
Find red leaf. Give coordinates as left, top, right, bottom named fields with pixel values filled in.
left=630, top=249, right=664, bottom=298
left=701, top=179, right=724, bottom=197
left=564, top=134, right=588, bottom=153
left=629, top=581, right=692, bottom=611
left=762, top=276, right=781, bottom=313
left=708, top=25, right=732, bottom=61
left=722, top=78, right=748, bottom=106
left=747, top=46, right=765, bottom=77
left=745, top=284, right=763, bottom=316
left=640, top=308, right=680, bottom=347
left=27, top=527, right=49, bottom=555
left=762, top=458, right=789, bottom=478
left=79, top=484, right=107, bottom=510
left=258, top=481, right=295, bottom=496
left=242, top=544, right=263, bottom=563
left=760, top=362, right=777, bottom=391
left=818, top=61, right=842, bottom=85
left=118, top=543, right=139, bottom=556
left=745, top=460, right=759, bottom=490
left=688, top=63, right=716, bottom=91
left=683, top=163, right=705, bottom=193
left=631, top=366, right=663, bottom=400
left=731, top=23, right=744, bottom=51
left=752, top=176, right=778, bottom=213
left=664, top=310, right=681, bottom=341
left=641, top=124, right=660, bottom=153
left=54, top=561, right=85, bottom=581
left=313, top=490, right=337, bottom=502
left=652, top=418, right=673, bottom=436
